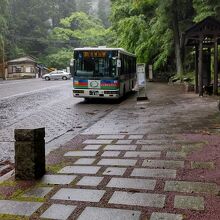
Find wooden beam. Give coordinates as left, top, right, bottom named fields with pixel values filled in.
left=214, top=37, right=218, bottom=95
left=195, top=46, right=199, bottom=93
left=198, top=37, right=203, bottom=96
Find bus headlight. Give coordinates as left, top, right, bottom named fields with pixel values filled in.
left=104, top=91, right=119, bottom=94
left=73, top=90, right=84, bottom=93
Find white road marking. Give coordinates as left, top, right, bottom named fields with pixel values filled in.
left=0, top=79, right=42, bottom=86
left=0, top=83, right=70, bottom=100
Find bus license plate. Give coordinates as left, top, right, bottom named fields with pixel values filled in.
left=89, top=90, right=99, bottom=95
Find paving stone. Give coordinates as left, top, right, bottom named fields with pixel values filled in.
left=191, top=161, right=214, bottom=169
left=77, top=176, right=103, bottom=186
left=150, top=212, right=183, bottom=220
left=128, top=135, right=144, bottom=139
left=83, top=140, right=113, bottom=144
left=105, top=145, right=137, bottom=151
left=164, top=181, right=219, bottom=194
left=97, top=135, right=126, bottom=139
left=136, top=140, right=169, bottom=145
left=51, top=188, right=105, bottom=202
left=59, top=166, right=100, bottom=174
left=116, top=140, right=133, bottom=144
left=84, top=145, right=102, bottom=150
left=131, top=168, right=176, bottom=178
left=107, top=177, right=156, bottom=190
left=124, top=151, right=161, bottom=158
left=0, top=200, right=42, bottom=216
left=22, top=187, right=53, bottom=198
left=78, top=207, right=141, bottom=220
left=102, top=151, right=121, bottom=157
left=64, top=151, right=98, bottom=157
left=75, top=158, right=96, bottom=165
left=141, top=145, right=171, bottom=151
left=174, top=195, right=204, bottom=210
left=40, top=175, right=77, bottom=185
left=103, top=167, right=127, bottom=176
left=143, top=160, right=184, bottom=169
left=166, top=151, right=187, bottom=159
left=109, top=191, right=166, bottom=208
left=41, top=204, right=77, bottom=220
left=98, top=159, right=137, bottom=166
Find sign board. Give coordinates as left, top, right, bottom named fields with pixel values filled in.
left=88, top=80, right=101, bottom=89
left=117, top=59, right=121, bottom=68
left=149, top=65, right=153, bottom=81
left=137, top=63, right=146, bottom=87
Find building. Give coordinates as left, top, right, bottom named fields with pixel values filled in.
left=0, top=63, right=5, bottom=79
left=6, top=56, right=38, bottom=79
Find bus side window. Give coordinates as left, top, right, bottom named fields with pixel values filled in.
left=121, top=54, right=124, bottom=75
left=112, top=58, right=117, bottom=76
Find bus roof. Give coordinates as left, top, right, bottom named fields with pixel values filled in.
left=74, top=47, right=136, bottom=57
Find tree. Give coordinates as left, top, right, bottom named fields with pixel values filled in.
left=40, top=11, right=109, bottom=68
left=7, top=0, right=53, bottom=58
left=51, top=12, right=108, bottom=47
left=110, top=0, right=195, bottom=77
left=0, top=0, right=9, bottom=79
left=39, top=48, right=73, bottom=69
left=97, top=0, right=111, bottom=27
left=50, top=0, right=77, bottom=27
left=193, top=0, right=220, bottom=22
left=75, top=0, right=93, bottom=15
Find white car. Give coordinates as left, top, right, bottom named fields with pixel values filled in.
left=42, top=70, right=71, bottom=80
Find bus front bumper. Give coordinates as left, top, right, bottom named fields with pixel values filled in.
left=73, top=89, right=120, bottom=99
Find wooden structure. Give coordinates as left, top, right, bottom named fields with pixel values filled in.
left=7, top=56, right=38, bottom=79
left=0, top=63, right=5, bottom=79
left=184, top=17, right=220, bottom=96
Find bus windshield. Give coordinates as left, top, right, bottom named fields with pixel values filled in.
left=74, top=51, right=118, bottom=78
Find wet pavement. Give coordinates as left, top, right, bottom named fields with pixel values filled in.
left=0, top=79, right=116, bottom=171
left=0, top=82, right=219, bottom=219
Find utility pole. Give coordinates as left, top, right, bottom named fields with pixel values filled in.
left=2, top=38, right=6, bottom=80
left=0, top=37, right=5, bottom=80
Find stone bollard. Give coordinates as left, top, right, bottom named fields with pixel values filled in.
left=14, top=128, right=46, bottom=180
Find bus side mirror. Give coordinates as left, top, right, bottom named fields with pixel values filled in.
left=70, top=59, right=75, bottom=67
left=70, top=59, right=75, bottom=76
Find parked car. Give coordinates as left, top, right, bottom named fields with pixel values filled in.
left=42, top=70, right=71, bottom=80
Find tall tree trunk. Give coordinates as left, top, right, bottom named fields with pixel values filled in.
left=171, top=0, right=184, bottom=78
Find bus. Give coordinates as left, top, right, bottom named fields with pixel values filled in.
left=72, top=47, right=136, bottom=99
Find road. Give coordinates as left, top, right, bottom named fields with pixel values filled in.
left=0, top=80, right=219, bottom=219
left=0, top=78, right=117, bottom=165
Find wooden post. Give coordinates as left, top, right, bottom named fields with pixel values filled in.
left=214, top=37, right=218, bottom=95
left=195, top=46, right=199, bottom=93
left=198, top=37, right=203, bottom=96
left=15, top=128, right=46, bottom=180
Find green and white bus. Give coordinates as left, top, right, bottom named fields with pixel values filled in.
left=72, top=47, right=136, bottom=99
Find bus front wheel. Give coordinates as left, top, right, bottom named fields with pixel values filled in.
left=85, top=98, right=91, bottom=102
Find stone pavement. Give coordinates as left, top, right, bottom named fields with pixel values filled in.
left=0, top=83, right=219, bottom=220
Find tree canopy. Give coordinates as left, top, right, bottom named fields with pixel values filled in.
left=110, top=0, right=220, bottom=76
left=1, top=0, right=219, bottom=74
left=41, top=11, right=108, bottom=68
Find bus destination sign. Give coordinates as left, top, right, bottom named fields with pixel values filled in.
left=83, top=51, right=107, bottom=58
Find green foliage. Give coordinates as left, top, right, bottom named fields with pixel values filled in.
left=0, top=214, right=28, bottom=220
left=0, top=0, right=9, bottom=55
left=110, top=0, right=212, bottom=74
left=193, top=0, right=220, bottom=22
left=110, top=0, right=175, bottom=69
left=39, top=48, right=73, bottom=69
left=51, top=12, right=108, bottom=47
left=41, top=11, right=109, bottom=68
left=98, top=0, right=111, bottom=27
